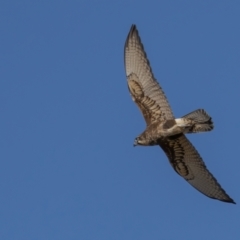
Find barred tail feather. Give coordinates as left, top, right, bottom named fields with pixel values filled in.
left=182, top=109, right=214, bottom=133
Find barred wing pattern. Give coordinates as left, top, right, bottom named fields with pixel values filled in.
left=124, top=25, right=174, bottom=125
left=159, top=134, right=235, bottom=203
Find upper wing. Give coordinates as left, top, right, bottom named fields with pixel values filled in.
left=159, top=134, right=235, bottom=203
left=124, top=25, right=174, bottom=125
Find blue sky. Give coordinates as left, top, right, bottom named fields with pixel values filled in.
left=1, top=1, right=240, bottom=239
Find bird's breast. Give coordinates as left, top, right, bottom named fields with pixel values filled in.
left=148, top=120, right=183, bottom=138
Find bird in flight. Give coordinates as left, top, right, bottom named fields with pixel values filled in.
left=124, top=24, right=235, bottom=204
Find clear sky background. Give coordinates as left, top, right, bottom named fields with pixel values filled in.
left=1, top=1, right=240, bottom=239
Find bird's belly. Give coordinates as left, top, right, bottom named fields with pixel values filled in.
left=146, top=126, right=183, bottom=145
left=159, top=125, right=183, bottom=137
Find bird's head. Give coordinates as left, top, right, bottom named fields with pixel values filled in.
left=134, top=133, right=157, bottom=147
left=133, top=136, right=150, bottom=146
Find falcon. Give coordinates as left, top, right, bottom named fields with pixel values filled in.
left=124, top=24, right=235, bottom=204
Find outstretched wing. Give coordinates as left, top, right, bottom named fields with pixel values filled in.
left=124, top=25, right=174, bottom=125
left=159, top=134, right=235, bottom=203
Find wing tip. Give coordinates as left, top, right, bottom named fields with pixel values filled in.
left=124, top=24, right=140, bottom=72
left=129, top=24, right=137, bottom=34
left=124, top=24, right=153, bottom=77
left=219, top=197, right=236, bottom=204
left=125, top=24, right=138, bottom=47
left=198, top=184, right=236, bottom=204
left=208, top=194, right=236, bottom=204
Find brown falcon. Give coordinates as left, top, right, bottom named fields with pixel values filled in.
left=124, top=24, right=235, bottom=204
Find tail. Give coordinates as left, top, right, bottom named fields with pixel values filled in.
left=181, top=109, right=214, bottom=133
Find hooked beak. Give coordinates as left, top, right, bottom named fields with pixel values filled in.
left=133, top=139, right=138, bottom=147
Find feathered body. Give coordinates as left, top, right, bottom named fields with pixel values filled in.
left=135, top=109, right=213, bottom=146
left=124, top=24, right=235, bottom=204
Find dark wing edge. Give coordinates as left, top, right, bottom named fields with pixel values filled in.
left=159, top=134, right=235, bottom=204
left=124, top=24, right=174, bottom=124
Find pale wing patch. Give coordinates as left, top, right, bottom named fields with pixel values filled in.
left=159, top=134, right=235, bottom=203
left=159, top=135, right=194, bottom=180
left=124, top=25, right=174, bottom=123
left=128, top=73, right=165, bottom=125
left=127, top=74, right=144, bottom=100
